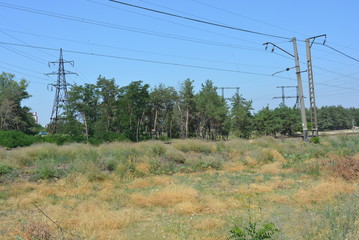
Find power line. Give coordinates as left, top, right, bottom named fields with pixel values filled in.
left=189, top=0, right=308, bottom=38
left=108, top=0, right=292, bottom=40
left=324, top=44, right=359, bottom=63
left=0, top=45, right=45, bottom=65
left=0, top=2, right=258, bottom=50
left=0, top=28, right=268, bottom=66
left=0, top=41, right=293, bottom=79
left=2, top=41, right=358, bottom=92
left=0, top=65, right=52, bottom=84
left=88, top=0, right=260, bottom=46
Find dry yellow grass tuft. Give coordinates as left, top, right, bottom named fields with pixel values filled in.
left=228, top=149, right=241, bottom=161
left=235, top=179, right=296, bottom=195
left=222, top=162, right=245, bottom=172
left=172, top=201, right=202, bottom=215
left=194, top=217, right=225, bottom=231
left=259, top=162, right=285, bottom=175
left=244, top=156, right=257, bottom=166
left=127, top=175, right=173, bottom=189
left=135, top=161, right=151, bottom=174
left=43, top=204, right=145, bottom=240
left=130, top=184, right=198, bottom=207
left=200, top=196, right=228, bottom=214
left=294, top=180, right=356, bottom=205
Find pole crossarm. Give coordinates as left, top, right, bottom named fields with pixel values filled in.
left=263, top=42, right=295, bottom=58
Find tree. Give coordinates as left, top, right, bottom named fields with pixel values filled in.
left=230, top=93, right=253, bottom=138
left=0, top=72, right=35, bottom=132
left=149, top=84, right=178, bottom=138
left=179, top=78, right=196, bottom=138
left=95, top=76, right=119, bottom=139
left=273, top=105, right=301, bottom=136
left=65, top=83, right=100, bottom=141
left=117, top=81, right=150, bottom=142
left=196, top=80, right=229, bottom=139
left=317, top=106, right=352, bottom=130
left=253, top=106, right=281, bottom=136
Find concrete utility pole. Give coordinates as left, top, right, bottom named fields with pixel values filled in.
left=273, top=86, right=298, bottom=106
left=218, top=87, right=240, bottom=99
left=305, top=34, right=326, bottom=137
left=45, top=48, right=77, bottom=133
left=264, top=39, right=309, bottom=142
left=292, top=37, right=309, bottom=142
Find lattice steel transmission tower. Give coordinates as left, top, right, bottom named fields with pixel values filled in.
left=46, top=48, right=77, bottom=133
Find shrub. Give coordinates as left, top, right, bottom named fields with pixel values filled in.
left=151, top=144, right=166, bottom=156
left=0, top=131, right=39, bottom=148
left=0, top=164, right=13, bottom=175
left=310, top=136, right=320, bottom=144
left=165, top=148, right=186, bottom=164
left=191, top=155, right=223, bottom=171
left=32, top=159, right=65, bottom=181
left=43, top=134, right=76, bottom=145
left=228, top=221, right=279, bottom=240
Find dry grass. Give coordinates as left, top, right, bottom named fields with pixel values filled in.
left=127, top=175, right=173, bottom=189
left=222, top=162, right=245, bottom=172
left=194, top=217, right=225, bottom=230
left=325, top=154, right=359, bottom=181
left=258, top=162, right=285, bottom=175
left=130, top=184, right=198, bottom=207
left=293, top=179, right=356, bottom=205
left=1, top=136, right=359, bottom=239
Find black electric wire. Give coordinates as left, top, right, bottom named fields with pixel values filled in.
left=1, top=41, right=358, bottom=92
left=324, top=44, right=359, bottom=63
left=108, top=0, right=292, bottom=40
left=0, top=2, right=257, bottom=50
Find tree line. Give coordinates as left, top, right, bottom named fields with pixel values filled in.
left=1, top=72, right=358, bottom=144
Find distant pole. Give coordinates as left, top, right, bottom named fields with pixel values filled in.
left=217, top=87, right=240, bottom=99
left=273, top=86, right=297, bottom=106
left=281, top=86, right=285, bottom=105
left=292, top=37, right=309, bottom=142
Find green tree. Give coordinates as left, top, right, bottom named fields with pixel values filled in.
left=253, top=106, right=281, bottom=136
left=317, top=106, right=352, bottom=130
left=196, top=80, right=229, bottom=139
left=0, top=72, right=35, bottom=132
left=95, top=76, right=119, bottom=140
left=65, top=83, right=100, bottom=141
left=230, top=93, right=253, bottom=138
left=273, top=105, right=301, bottom=136
left=117, top=81, right=150, bottom=142
left=179, top=78, right=196, bottom=138
left=150, top=84, right=178, bottom=138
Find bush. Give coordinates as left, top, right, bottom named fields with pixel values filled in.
left=228, top=221, right=279, bottom=240
left=310, top=136, right=320, bottom=144
left=43, top=134, right=76, bottom=145
left=0, top=131, right=40, bottom=148
left=32, top=159, right=65, bottom=181
left=165, top=148, right=186, bottom=164
left=0, top=164, right=13, bottom=175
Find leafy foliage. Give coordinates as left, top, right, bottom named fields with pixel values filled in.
left=0, top=131, right=40, bottom=148
left=0, top=72, right=35, bottom=132
left=2, top=72, right=359, bottom=146
left=228, top=222, right=279, bottom=240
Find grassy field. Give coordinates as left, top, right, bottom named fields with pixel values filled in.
left=0, top=135, right=359, bottom=240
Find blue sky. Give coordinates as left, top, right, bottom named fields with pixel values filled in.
left=0, top=0, right=358, bottom=126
